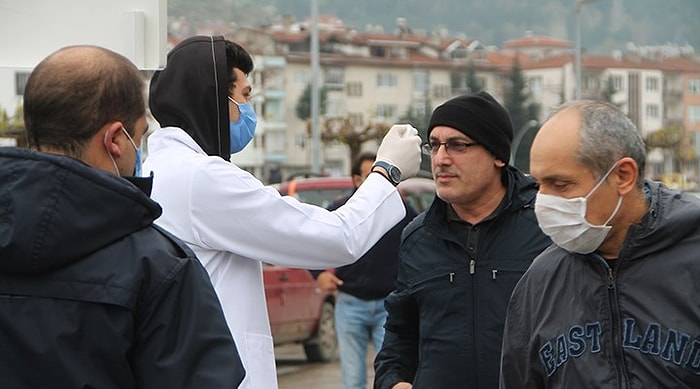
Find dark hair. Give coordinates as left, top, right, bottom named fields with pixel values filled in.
left=351, top=152, right=377, bottom=176
left=225, top=41, right=254, bottom=91
left=24, top=46, right=145, bottom=157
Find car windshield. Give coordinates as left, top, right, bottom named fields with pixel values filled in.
left=294, top=188, right=353, bottom=208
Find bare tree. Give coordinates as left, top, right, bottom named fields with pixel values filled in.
left=316, top=116, right=391, bottom=162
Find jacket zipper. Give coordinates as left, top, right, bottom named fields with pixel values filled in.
left=469, top=258, right=478, bottom=388
left=601, top=259, right=631, bottom=389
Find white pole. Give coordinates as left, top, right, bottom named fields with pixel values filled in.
left=575, top=0, right=600, bottom=100
left=575, top=1, right=582, bottom=100
left=310, top=0, right=321, bottom=174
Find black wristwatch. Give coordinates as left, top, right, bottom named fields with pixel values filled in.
left=372, top=161, right=402, bottom=186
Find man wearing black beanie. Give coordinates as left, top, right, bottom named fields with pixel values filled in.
left=375, top=91, right=551, bottom=389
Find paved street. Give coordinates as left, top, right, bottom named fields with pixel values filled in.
left=276, top=344, right=375, bottom=389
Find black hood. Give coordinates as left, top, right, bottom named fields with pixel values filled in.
left=150, top=35, right=231, bottom=160
left=0, top=148, right=161, bottom=274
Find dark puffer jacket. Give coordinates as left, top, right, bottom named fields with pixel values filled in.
left=500, top=182, right=700, bottom=388
left=374, top=166, right=551, bottom=389
left=0, top=147, right=244, bottom=388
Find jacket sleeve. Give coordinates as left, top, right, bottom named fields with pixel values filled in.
left=374, top=286, right=419, bottom=389
left=133, top=257, right=245, bottom=389
left=189, top=160, right=406, bottom=268
left=499, top=281, right=542, bottom=389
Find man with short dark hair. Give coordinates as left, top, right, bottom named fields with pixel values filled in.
left=500, top=100, right=700, bottom=388
left=144, top=36, right=422, bottom=389
left=314, top=151, right=418, bottom=389
left=0, top=45, right=244, bottom=388
left=374, top=91, right=551, bottom=389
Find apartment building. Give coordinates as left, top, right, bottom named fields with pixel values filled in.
left=2, top=18, right=699, bottom=186
left=227, top=21, right=511, bottom=181
left=225, top=24, right=700, bottom=185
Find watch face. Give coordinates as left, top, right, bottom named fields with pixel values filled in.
left=389, top=167, right=402, bottom=183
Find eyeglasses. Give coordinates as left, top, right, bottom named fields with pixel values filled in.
left=421, top=140, right=479, bottom=156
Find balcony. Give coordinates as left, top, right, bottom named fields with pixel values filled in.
left=663, top=88, right=683, bottom=102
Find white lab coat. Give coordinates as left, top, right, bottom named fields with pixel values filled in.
left=143, top=128, right=406, bottom=389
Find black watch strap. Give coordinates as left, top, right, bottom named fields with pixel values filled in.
left=372, top=161, right=402, bottom=186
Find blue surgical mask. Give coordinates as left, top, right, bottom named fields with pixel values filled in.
left=121, top=126, right=142, bottom=177
left=133, top=147, right=143, bottom=177
left=228, top=96, right=257, bottom=154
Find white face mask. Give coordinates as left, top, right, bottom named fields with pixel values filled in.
left=534, top=163, right=622, bottom=254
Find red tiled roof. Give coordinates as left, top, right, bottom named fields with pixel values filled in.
left=486, top=51, right=532, bottom=71
left=522, top=54, right=572, bottom=69
left=503, top=36, right=573, bottom=49
left=522, top=54, right=700, bottom=73
left=656, top=57, right=700, bottom=72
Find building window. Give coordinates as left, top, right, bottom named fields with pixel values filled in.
left=377, top=73, right=397, bottom=88
left=262, top=99, right=284, bottom=122
left=612, top=75, right=623, bottom=91
left=348, top=112, right=364, bottom=127
left=15, top=71, right=31, bottom=95
left=412, top=101, right=428, bottom=118
left=645, top=104, right=659, bottom=119
left=433, top=84, right=450, bottom=99
left=324, top=67, right=344, bottom=91
left=294, top=71, right=309, bottom=85
left=346, top=82, right=362, bottom=97
left=689, top=79, right=700, bottom=94
left=528, top=76, right=543, bottom=93
left=645, top=76, right=659, bottom=92
left=689, top=105, right=700, bottom=122
left=376, top=104, right=397, bottom=119
left=413, top=70, right=429, bottom=93
left=325, top=99, right=344, bottom=117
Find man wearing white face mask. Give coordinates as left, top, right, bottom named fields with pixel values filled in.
left=144, top=36, right=422, bottom=389
left=500, top=100, right=700, bottom=388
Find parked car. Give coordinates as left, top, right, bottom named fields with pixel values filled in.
left=264, top=175, right=435, bottom=362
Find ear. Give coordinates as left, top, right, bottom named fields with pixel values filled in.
left=352, top=174, right=363, bottom=188
left=613, top=157, right=638, bottom=196
left=494, top=159, right=506, bottom=168
left=102, top=122, right=124, bottom=159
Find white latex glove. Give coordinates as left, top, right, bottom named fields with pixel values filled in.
left=376, top=124, right=422, bottom=180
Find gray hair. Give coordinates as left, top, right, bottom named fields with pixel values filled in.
left=550, top=100, right=646, bottom=188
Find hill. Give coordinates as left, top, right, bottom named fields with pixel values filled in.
left=169, top=0, right=700, bottom=54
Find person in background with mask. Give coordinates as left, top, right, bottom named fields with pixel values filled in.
left=373, top=91, right=551, bottom=389
left=500, top=100, right=700, bottom=388
left=0, top=45, right=244, bottom=388
left=143, top=36, right=422, bottom=389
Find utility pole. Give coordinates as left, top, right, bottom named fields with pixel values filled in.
left=310, top=0, right=321, bottom=174
left=575, top=0, right=599, bottom=100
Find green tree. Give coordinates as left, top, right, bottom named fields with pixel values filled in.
left=465, top=60, right=482, bottom=93
left=0, top=106, right=8, bottom=132
left=645, top=121, right=696, bottom=187
left=295, top=83, right=327, bottom=120
left=645, top=121, right=696, bottom=163
left=399, top=98, right=433, bottom=175
left=0, top=104, right=27, bottom=147
left=503, top=57, right=540, bottom=172
left=600, top=75, right=617, bottom=104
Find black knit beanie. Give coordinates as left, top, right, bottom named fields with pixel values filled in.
left=427, top=91, right=514, bottom=163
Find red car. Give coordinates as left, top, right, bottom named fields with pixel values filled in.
left=265, top=176, right=435, bottom=362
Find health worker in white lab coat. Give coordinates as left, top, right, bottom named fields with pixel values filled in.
left=144, top=35, right=422, bottom=389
